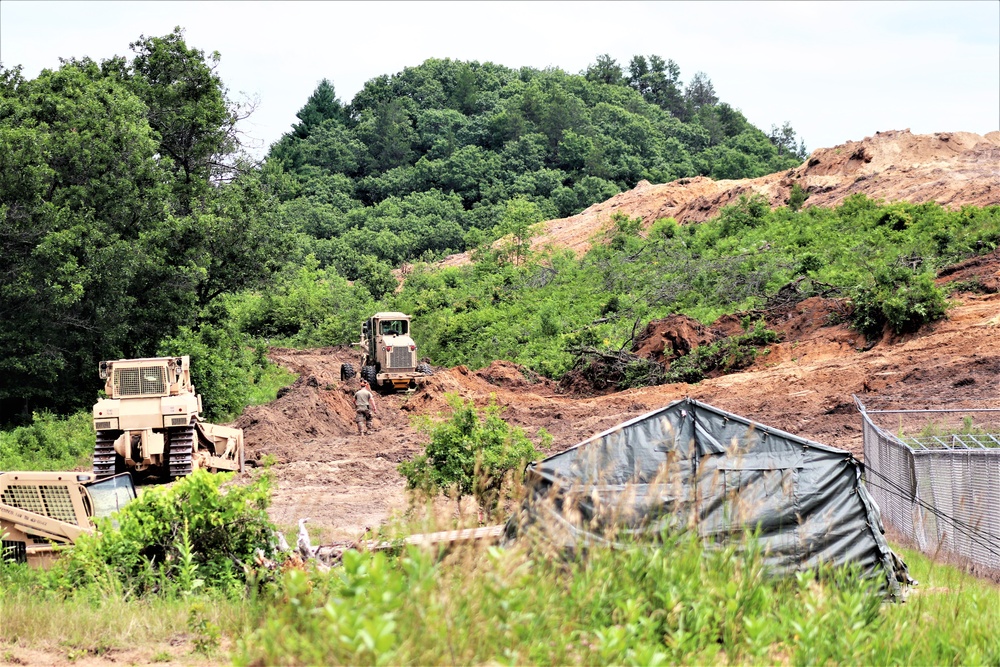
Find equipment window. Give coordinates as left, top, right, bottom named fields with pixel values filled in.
left=379, top=320, right=408, bottom=335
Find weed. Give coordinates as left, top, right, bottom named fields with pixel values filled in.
left=188, top=603, right=221, bottom=655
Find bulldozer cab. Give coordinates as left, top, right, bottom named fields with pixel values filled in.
left=100, top=356, right=192, bottom=399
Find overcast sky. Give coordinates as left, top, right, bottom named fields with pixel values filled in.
left=2, top=1, right=998, bottom=158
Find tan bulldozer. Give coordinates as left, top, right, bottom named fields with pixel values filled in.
left=92, top=356, right=244, bottom=481
left=1, top=471, right=135, bottom=567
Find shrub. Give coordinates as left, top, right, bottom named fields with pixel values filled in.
left=398, top=395, right=547, bottom=513
left=787, top=182, right=809, bottom=211
left=53, top=470, right=275, bottom=597
left=851, top=268, right=949, bottom=338
left=0, top=411, right=94, bottom=471
left=665, top=321, right=780, bottom=384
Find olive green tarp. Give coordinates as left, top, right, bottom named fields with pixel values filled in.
left=512, top=398, right=908, bottom=595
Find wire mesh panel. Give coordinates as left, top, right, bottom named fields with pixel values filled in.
left=858, top=397, right=1000, bottom=571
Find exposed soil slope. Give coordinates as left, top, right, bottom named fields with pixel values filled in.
left=438, top=129, right=1000, bottom=267
left=240, top=258, right=1000, bottom=541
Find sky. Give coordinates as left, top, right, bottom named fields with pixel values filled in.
left=2, top=1, right=998, bottom=158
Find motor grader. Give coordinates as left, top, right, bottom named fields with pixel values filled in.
left=92, top=356, right=244, bottom=481
left=1, top=471, right=135, bottom=567
left=341, top=312, right=433, bottom=390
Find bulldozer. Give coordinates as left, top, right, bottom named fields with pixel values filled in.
left=1, top=471, right=135, bottom=567
left=92, top=356, right=244, bottom=481
left=342, top=312, right=433, bottom=391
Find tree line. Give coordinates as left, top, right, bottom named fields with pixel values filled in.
left=0, top=28, right=289, bottom=421
left=269, top=54, right=807, bottom=281
left=1, top=29, right=816, bottom=422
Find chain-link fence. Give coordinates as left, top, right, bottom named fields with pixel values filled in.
left=856, top=397, right=1000, bottom=572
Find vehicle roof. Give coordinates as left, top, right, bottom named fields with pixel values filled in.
left=372, top=312, right=410, bottom=319
left=104, top=356, right=186, bottom=364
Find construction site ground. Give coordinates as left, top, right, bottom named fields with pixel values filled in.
left=237, top=256, right=1000, bottom=542
left=241, top=128, right=1000, bottom=543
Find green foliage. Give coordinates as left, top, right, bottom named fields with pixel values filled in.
left=398, top=395, right=546, bottom=512
left=850, top=265, right=949, bottom=338
left=233, top=531, right=1000, bottom=666
left=188, top=601, right=223, bottom=655
left=491, top=197, right=544, bottom=266
left=788, top=181, right=809, bottom=211
left=0, top=412, right=94, bottom=470
left=232, top=255, right=375, bottom=347
left=52, top=470, right=274, bottom=597
left=665, top=321, right=780, bottom=384
left=269, top=56, right=804, bottom=273
left=158, top=322, right=271, bottom=422
left=391, top=197, right=995, bottom=382
left=0, top=31, right=290, bottom=422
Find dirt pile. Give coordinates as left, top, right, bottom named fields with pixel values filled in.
left=437, top=130, right=1000, bottom=267
left=633, top=314, right=720, bottom=364
left=936, top=248, right=1000, bottom=293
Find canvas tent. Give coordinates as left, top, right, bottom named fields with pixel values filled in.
left=512, top=398, right=908, bottom=596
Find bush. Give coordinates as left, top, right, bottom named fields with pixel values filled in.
left=53, top=470, right=275, bottom=597
left=398, top=395, right=547, bottom=513
left=851, top=268, right=949, bottom=338
left=0, top=411, right=94, bottom=471
left=665, top=321, right=779, bottom=384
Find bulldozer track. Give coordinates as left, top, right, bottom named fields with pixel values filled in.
left=167, top=425, right=195, bottom=478
left=93, top=430, right=121, bottom=479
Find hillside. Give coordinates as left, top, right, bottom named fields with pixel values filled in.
left=440, top=129, right=1000, bottom=265
left=251, top=128, right=1000, bottom=540
left=242, top=275, right=1000, bottom=539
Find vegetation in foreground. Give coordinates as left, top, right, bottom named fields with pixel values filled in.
left=4, top=486, right=999, bottom=666
left=3, top=431, right=999, bottom=665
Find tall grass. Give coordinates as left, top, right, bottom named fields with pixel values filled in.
left=234, top=530, right=996, bottom=666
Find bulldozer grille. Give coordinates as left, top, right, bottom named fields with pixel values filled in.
left=114, top=366, right=167, bottom=396
left=169, top=416, right=188, bottom=426
left=1, top=485, right=78, bottom=525
left=95, top=420, right=112, bottom=430
left=389, top=347, right=413, bottom=369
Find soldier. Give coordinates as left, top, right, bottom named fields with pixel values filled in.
left=354, top=380, right=377, bottom=435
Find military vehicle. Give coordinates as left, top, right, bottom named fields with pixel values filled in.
left=92, top=356, right=244, bottom=481
left=342, top=312, right=433, bottom=390
left=1, top=471, right=135, bottom=567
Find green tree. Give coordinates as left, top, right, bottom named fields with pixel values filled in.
left=493, top=198, right=544, bottom=266
left=292, top=78, right=345, bottom=139
left=0, top=62, right=171, bottom=417
left=123, top=27, right=241, bottom=212
left=585, top=54, right=624, bottom=86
